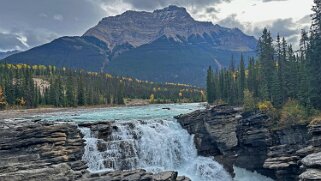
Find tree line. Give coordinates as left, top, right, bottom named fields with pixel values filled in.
left=207, top=0, right=321, bottom=115
left=0, top=64, right=204, bottom=109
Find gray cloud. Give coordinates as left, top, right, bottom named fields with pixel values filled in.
left=218, top=14, right=309, bottom=49
left=297, top=15, right=312, bottom=24
left=262, top=0, right=288, bottom=2
left=218, top=14, right=245, bottom=30
left=0, top=0, right=234, bottom=51
left=206, top=7, right=220, bottom=13
left=121, top=0, right=231, bottom=10
left=267, top=18, right=298, bottom=37
left=0, top=33, right=28, bottom=51
left=0, top=0, right=106, bottom=51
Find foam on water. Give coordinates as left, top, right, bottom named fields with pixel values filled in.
left=233, top=166, right=274, bottom=181
left=80, top=119, right=232, bottom=181
left=37, top=103, right=274, bottom=181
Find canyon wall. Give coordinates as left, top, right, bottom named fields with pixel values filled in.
left=176, top=105, right=321, bottom=181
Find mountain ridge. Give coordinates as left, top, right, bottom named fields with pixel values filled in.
left=0, top=50, right=20, bottom=60
left=84, top=5, right=256, bottom=52
left=3, top=5, right=257, bottom=86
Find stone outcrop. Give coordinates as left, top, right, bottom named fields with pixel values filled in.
left=0, top=119, right=189, bottom=181
left=175, top=105, right=275, bottom=176
left=263, top=124, right=310, bottom=181
left=82, top=169, right=190, bottom=181
left=0, top=119, right=86, bottom=181
left=299, top=122, right=321, bottom=181
left=176, top=105, right=321, bottom=181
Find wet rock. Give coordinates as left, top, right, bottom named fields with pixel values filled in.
left=301, top=152, right=321, bottom=167
left=152, top=171, right=178, bottom=181
left=299, top=169, right=321, bottom=180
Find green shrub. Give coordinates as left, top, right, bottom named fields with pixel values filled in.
left=243, top=89, right=256, bottom=112
left=310, top=117, right=321, bottom=126
left=280, top=99, right=308, bottom=126
left=258, top=101, right=279, bottom=120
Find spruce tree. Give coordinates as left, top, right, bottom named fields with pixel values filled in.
left=77, top=79, right=86, bottom=106
left=66, top=76, right=77, bottom=107
left=307, top=0, right=321, bottom=109
left=276, top=35, right=286, bottom=103
left=258, top=28, right=275, bottom=101
left=0, top=86, right=7, bottom=110
left=206, top=66, right=215, bottom=104
left=239, top=55, right=245, bottom=104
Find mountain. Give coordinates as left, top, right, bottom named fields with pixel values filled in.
left=3, top=5, right=257, bottom=86
left=3, top=37, right=110, bottom=72
left=0, top=50, right=20, bottom=60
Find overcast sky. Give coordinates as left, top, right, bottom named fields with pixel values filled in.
left=0, top=0, right=313, bottom=51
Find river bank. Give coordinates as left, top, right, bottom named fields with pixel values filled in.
left=0, top=100, right=205, bottom=120
left=0, top=99, right=152, bottom=120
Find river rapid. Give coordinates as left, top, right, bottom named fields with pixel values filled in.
left=35, top=103, right=273, bottom=181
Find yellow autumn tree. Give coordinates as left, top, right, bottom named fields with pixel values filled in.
left=17, top=97, right=26, bottom=107
left=149, top=94, right=155, bottom=104
left=243, top=89, right=256, bottom=112
left=0, top=86, right=7, bottom=110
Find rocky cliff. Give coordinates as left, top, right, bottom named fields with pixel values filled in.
left=0, top=119, right=190, bottom=181
left=175, top=105, right=321, bottom=181
left=84, top=5, right=255, bottom=52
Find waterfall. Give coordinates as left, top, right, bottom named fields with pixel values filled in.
left=79, top=119, right=232, bottom=181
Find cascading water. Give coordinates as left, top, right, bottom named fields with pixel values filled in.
left=80, top=119, right=232, bottom=181
left=39, top=103, right=274, bottom=181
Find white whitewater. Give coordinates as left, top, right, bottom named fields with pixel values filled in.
left=39, top=103, right=274, bottom=181
left=234, top=167, right=274, bottom=181
left=80, top=119, right=231, bottom=181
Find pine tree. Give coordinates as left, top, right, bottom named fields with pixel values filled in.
left=307, top=0, right=321, bottom=109
left=239, top=55, right=245, bottom=104
left=206, top=66, right=215, bottom=104
left=243, top=89, right=256, bottom=112
left=77, top=79, right=86, bottom=106
left=66, top=76, right=77, bottom=107
left=276, top=35, right=286, bottom=103
left=298, top=30, right=309, bottom=106
left=0, top=86, right=7, bottom=110
left=258, top=28, right=275, bottom=101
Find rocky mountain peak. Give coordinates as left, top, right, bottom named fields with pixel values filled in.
left=83, top=5, right=215, bottom=49
left=83, top=5, right=256, bottom=51
left=153, top=5, right=192, bottom=21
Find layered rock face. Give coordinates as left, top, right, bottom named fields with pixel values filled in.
left=84, top=6, right=255, bottom=52
left=175, top=105, right=274, bottom=176
left=175, top=105, right=240, bottom=174
left=176, top=105, right=321, bottom=181
left=0, top=120, right=189, bottom=181
left=0, top=120, right=87, bottom=181
left=299, top=123, right=321, bottom=180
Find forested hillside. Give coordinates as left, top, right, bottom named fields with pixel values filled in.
left=206, top=0, right=321, bottom=125
left=0, top=64, right=204, bottom=109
